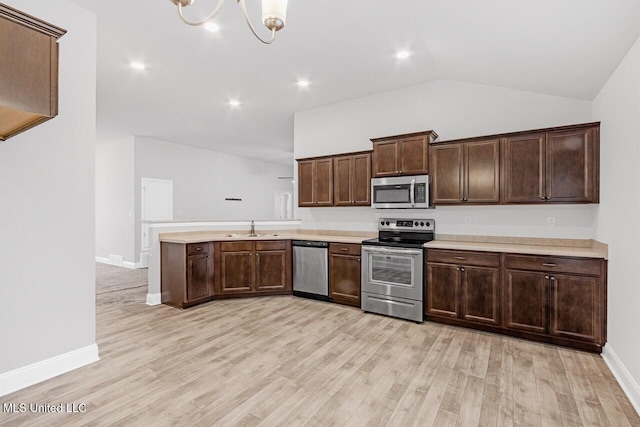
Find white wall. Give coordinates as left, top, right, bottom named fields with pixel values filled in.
left=294, top=79, right=597, bottom=237
left=133, top=137, right=293, bottom=258
left=95, top=137, right=135, bottom=262
left=593, top=36, right=640, bottom=401
left=0, top=0, right=97, bottom=374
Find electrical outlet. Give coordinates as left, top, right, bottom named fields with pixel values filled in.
left=547, top=217, right=556, bottom=227
left=464, top=216, right=472, bottom=225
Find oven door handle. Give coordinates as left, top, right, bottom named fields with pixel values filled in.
left=410, top=178, right=416, bottom=207
left=362, top=246, right=423, bottom=256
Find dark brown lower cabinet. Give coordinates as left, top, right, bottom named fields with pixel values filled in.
left=426, top=250, right=499, bottom=327
left=503, top=253, right=606, bottom=351
left=329, top=243, right=361, bottom=307
left=425, top=262, right=459, bottom=318
left=461, top=266, right=500, bottom=326
left=161, top=242, right=215, bottom=308
left=503, top=269, right=548, bottom=333
left=426, top=249, right=607, bottom=352
left=216, top=240, right=292, bottom=297
left=550, top=273, right=602, bottom=343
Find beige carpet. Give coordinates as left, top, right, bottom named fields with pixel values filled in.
left=96, top=262, right=147, bottom=305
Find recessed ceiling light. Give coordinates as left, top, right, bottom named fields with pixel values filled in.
left=228, top=99, right=241, bottom=107
left=297, top=80, right=310, bottom=87
left=204, top=22, right=219, bottom=32
left=396, top=51, right=410, bottom=59
left=130, top=61, right=146, bottom=70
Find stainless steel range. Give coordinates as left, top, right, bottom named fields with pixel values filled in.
left=361, top=218, right=435, bottom=322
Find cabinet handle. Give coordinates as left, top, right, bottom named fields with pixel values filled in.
left=457, top=267, right=460, bottom=271
left=195, top=247, right=203, bottom=251
left=454, top=256, right=466, bottom=260
left=539, top=196, right=546, bottom=200
left=550, top=276, right=556, bottom=281
left=460, top=267, right=465, bottom=272
left=357, top=258, right=361, bottom=262
left=340, top=248, right=349, bottom=252
left=459, top=198, right=464, bottom=202
left=542, top=263, right=556, bottom=267
left=545, top=275, right=549, bottom=279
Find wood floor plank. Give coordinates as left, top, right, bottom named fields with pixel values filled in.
left=1, top=296, right=637, bottom=427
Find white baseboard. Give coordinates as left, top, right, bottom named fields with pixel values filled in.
left=602, top=344, right=640, bottom=416
left=146, top=293, right=161, bottom=306
left=123, top=261, right=146, bottom=269
left=0, top=344, right=99, bottom=397
left=96, top=256, right=147, bottom=269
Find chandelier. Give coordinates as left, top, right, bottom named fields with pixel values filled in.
left=170, top=0, right=288, bottom=44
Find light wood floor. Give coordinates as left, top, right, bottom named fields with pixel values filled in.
left=2, top=297, right=639, bottom=426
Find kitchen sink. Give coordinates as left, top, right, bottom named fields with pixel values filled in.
left=224, top=233, right=279, bottom=238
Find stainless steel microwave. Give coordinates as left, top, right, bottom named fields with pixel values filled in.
left=371, top=175, right=431, bottom=209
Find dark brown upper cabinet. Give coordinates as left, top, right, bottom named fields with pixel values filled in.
left=297, top=150, right=372, bottom=208
left=502, top=124, right=599, bottom=204
left=0, top=4, right=66, bottom=141
left=430, top=138, right=500, bottom=205
left=297, top=158, right=334, bottom=207
left=333, top=152, right=371, bottom=206
left=371, top=131, right=439, bottom=177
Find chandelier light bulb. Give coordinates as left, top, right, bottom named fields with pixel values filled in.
left=204, top=22, right=219, bottom=32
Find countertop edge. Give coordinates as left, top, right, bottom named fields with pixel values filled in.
left=424, top=240, right=608, bottom=259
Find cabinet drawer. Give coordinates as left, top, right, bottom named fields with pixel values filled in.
left=426, top=249, right=499, bottom=267
left=220, top=241, right=253, bottom=252
left=187, top=243, right=210, bottom=256
left=503, top=254, right=602, bottom=276
left=255, top=240, right=287, bottom=251
left=330, top=243, right=361, bottom=256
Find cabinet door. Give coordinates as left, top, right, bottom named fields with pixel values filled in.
left=314, top=158, right=334, bottom=206
left=465, top=139, right=500, bottom=203
left=186, top=254, right=212, bottom=301
left=352, top=153, right=371, bottom=206
left=372, top=140, right=400, bottom=177
left=430, top=144, right=463, bottom=204
left=333, top=156, right=353, bottom=206
left=219, top=251, right=254, bottom=294
left=400, top=136, right=429, bottom=175
left=550, top=274, right=601, bottom=343
left=546, top=127, right=597, bottom=203
left=329, top=254, right=361, bottom=307
left=503, top=269, right=548, bottom=333
left=298, top=160, right=315, bottom=207
left=502, top=134, right=546, bottom=203
left=426, top=263, right=460, bottom=318
left=461, top=266, right=500, bottom=325
left=255, top=250, right=288, bottom=291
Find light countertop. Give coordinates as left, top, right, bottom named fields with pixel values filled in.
left=425, top=235, right=607, bottom=259
left=160, top=230, right=608, bottom=259
left=159, top=230, right=375, bottom=245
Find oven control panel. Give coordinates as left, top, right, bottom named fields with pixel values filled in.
left=378, top=218, right=435, bottom=232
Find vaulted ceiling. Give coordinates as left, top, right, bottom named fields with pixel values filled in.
left=70, top=0, right=640, bottom=164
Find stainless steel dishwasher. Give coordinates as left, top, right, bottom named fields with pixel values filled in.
left=292, top=240, right=330, bottom=302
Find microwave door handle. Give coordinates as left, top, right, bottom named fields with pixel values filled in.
left=410, top=178, right=416, bottom=207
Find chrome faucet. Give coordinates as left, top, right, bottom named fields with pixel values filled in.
left=250, top=220, right=255, bottom=235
